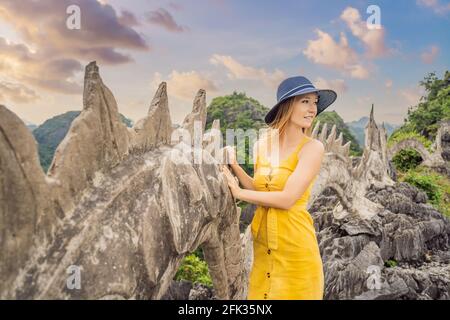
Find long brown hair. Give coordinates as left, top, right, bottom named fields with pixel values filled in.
left=259, top=95, right=314, bottom=161
left=267, top=95, right=314, bottom=138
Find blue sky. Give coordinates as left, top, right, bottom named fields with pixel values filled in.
left=0, top=0, right=448, bottom=126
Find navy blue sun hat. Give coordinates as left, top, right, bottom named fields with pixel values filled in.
left=264, top=76, right=337, bottom=125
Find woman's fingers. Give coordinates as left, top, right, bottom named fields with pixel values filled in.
left=220, top=164, right=239, bottom=189
left=221, top=165, right=230, bottom=179
left=222, top=167, right=234, bottom=186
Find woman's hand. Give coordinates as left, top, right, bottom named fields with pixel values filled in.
left=220, top=164, right=241, bottom=198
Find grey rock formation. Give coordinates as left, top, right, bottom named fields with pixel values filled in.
left=307, top=107, right=450, bottom=300
left=311, top=182, right=450, bottom=300
left=308, top=104, right=394, bottom=220
left=0, top=61, right=448, bottom=300
left=387, top=119, right=449, bottom=176
left=161, top=280, right=215, bottom=300
left=0, top=61, right=245, bottom=300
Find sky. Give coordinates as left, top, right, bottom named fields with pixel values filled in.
left=0, top=0, right=448, bottom=126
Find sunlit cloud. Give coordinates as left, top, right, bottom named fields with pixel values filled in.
left=0, top=81, right=39, bottom=104
left=314, top=77, right=348, bottom=95
left=209, top=54, right=286, bottom=88
left=0, top=0, right=149, bottom=98
left=151, top=70, right=218, bottom=101
left=0, top=37, right=83, bottom=94
left=340, top=7, right=389, bottom=59
left=303, top=30, right=370, bottom=79
left=0, top=0, right=148, bottom=59
left=421, top=45, right=440, bottom=64
left=399, top=87, right=424, bottom=106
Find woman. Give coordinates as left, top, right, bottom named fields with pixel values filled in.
left=221, top=76, right=337, bottom=300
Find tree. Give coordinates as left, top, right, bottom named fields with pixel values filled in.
left=402, top=71, right=450, bottom=140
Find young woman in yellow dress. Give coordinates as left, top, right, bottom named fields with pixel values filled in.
left=221, top=76, right=337, bottom=300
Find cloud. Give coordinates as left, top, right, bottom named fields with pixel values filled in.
left=421, top=45, right=440, bottom=64
left=303, top=29, right=370, bottom=79
left=0, top=0, right=148, bottom=58
left=146, top=8, right=188, bottom=32
left=75, top=47, right=134, bottom=64
left=385, top=79, right=393, bottom=89
left=168, top=2, right=184, bottom=12
left=118, top=9, right=141, bottom=27
left=349, top=64, right=371, bottom=79
left=0, top=81, right=40, bottom=104
left=340, top=7, right=389, bottom=58
left=356, top=96, right=373, bottom=107
left=314, top=77, right=348, bottom=94
left=209, top=54, right=286, bottom=87
left=0, top=0, right=149, bottom=98
left=417, top=0, right=450, bottom=14
left=151, top=70, right=218, bottom=101
left=0, top=37, right=83, bottom=94
left=399, top=87, right=423, bottom=106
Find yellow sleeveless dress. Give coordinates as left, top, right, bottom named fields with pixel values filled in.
left=247, top=135, right=324, bottom=300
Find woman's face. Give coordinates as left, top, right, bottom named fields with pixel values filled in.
left=289, top=93, right=319, bottom=129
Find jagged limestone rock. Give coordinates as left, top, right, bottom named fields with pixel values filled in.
left=1, top=61, right=449, bottom=300
left=308, top=104, right=394, bottom=220
left=131, top=81, right=173, bottom=153
left=387, top=119, right=449, bottom=173
left=307, top=110, right=450, bottom=299
left=182, top=89, right=207, bottom=138
left=311, top=182, right=450, bottom=300
left=0, top=62, right=244, bottom=300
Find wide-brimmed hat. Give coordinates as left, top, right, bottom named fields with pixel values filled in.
left=264, top=76, right=337, bottom=125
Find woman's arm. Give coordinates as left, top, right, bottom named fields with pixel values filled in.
left=227, top=139, right=325, bottom=210
left=230, top=163, right=255, bottom=190
left=226, top=141, right=258, bottom=190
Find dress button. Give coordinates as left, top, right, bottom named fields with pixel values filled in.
left=267, top=272, right=270, bottom=278
left=267, top=249, right=271, bottom=254
left=264, top=293, right=267, bottom=299
left=265, top=183, right=268, bottom=188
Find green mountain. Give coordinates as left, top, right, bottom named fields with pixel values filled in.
left=206, top=91, right=270, bottom=176
left=314, top=111, right=363, bottom=156
left=206, top=91, right=269, bottom=134
left=33, top=111, right=133, bottom=172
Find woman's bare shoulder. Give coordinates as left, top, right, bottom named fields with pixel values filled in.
left=298, top=137, right=325, bottom=156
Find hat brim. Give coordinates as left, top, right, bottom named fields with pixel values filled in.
left=264, top=88, right=337, bottom=125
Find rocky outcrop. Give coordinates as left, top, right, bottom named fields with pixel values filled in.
left=0, top=60, right=448, bottom=300
left=305, top=107, right=450, bottom=300
left=387, top=120, right=449, bottom=176
left=0, top=62, right=246, bottom=299
left=308, top=105, right=394, bottom=220
left=161, top=280, right=215, bottom=300
left=441, top=123, right=450, bottom=162
left=310, top=182, right=450, bottom=300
